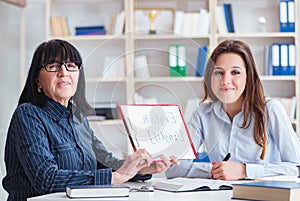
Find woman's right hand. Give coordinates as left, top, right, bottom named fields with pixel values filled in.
left=112, top=149, right=153, bottom=184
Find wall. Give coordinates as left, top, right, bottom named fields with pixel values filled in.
left=0, top=0, right=45, bottom=199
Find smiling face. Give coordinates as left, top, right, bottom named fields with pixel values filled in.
left=37, top=64, right=79, bottom=106
left=211, top=53, right=247, bottom=109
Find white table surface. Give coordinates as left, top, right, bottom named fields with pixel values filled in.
left=27, top=178, right=247, bottom=201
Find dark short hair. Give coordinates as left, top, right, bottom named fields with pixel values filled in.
left=18, top=39, right=93, bottom=115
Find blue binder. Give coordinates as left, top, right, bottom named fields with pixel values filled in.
left=279, top=0, right=295, bottom=32
left=271, top=43, right=281, bottom=75
left=195, top=45, right=208, bottom=77
left=288, top=43, right=296, bottom=75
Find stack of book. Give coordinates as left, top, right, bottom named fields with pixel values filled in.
left=75, top=25, right=106, bottom=35
left=50, top=16, right=69, bottom=37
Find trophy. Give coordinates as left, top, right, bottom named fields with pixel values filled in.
left=148, top=9, right=158, bottom=34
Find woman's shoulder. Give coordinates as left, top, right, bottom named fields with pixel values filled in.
left=265, top=97, right=288, bottom=115
left=15, top=102, right=39, bottom=111
left=194, top=100, right=215, bottom=114
left=265, top=97, right=284, bottom=108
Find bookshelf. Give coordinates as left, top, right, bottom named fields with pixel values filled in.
left=44, top=0, right=300, bottom=138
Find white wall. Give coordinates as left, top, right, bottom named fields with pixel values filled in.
left=0, top=0, right=46, bottom=199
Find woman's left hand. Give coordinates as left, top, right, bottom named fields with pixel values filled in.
left=139, top=155, right=180, bottom=175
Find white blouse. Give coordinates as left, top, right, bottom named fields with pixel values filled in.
left=166, top=99, right=300, bottom=179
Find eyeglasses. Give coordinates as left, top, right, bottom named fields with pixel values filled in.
left=42, top=62, right=82, bottom=72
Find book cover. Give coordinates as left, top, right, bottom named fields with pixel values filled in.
left=255, top=175, right=300, bottom=183
left=66, top=184, right=130, bottom=198
left=118, top=104, right=197, bottom=160
left=232, top=181, right=300, bottom=201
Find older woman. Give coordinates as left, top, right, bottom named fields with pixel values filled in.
left=2, top=39, right=178, bottom=201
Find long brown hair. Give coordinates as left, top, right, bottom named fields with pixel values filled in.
left=202, top=40, right=267, bottom=159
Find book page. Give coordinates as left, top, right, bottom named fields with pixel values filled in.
left=118, top=104, right=197, bottom=159
left=153, top=178, right=246, bottom=192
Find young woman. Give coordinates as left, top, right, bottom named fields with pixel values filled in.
left=2, top=39, right=178, bottom=201
left=166, top=39, right=300, bottom=180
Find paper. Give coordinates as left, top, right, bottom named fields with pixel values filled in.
left=118, top=104, right=197, bottom=159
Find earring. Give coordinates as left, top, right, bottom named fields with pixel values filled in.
left=37, top=86, right=42, bottom=93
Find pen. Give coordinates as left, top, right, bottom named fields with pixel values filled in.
left=223, top=153, right=231, bottom=161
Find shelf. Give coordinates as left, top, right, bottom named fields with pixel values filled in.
left=217, top=32, right=296, bottom=39
left=86, top=78, right=128, bottom=83
left=134, top=76, right=203, bottom=83
left=45, top=0, right=300, bottom=134
left=50, top=35, right=126, bottom=41
left=134, top=34, right=211, bottom=40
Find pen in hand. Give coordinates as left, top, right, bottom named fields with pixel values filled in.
left=223, top=153, right=231, bottom=161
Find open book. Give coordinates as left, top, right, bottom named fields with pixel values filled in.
left=118, top=104, right=197, bottom=159
left=153, top=178, right=247, bottom=192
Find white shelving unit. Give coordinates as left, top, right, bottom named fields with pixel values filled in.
left=44, top=0, right=300, bottom=138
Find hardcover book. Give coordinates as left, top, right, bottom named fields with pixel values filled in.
left=66, top=184, right=130, bottom=198
left=232, top=181, right=300, bottom=201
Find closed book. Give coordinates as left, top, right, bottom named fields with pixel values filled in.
left=75, top=25, right=105, bottom=30
left=66, top=184, right=130, bottom=198
left=232, top=181, right=300, bottom=201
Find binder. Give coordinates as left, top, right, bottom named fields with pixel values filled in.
left=195, top=45, right=208, bottom=77
left=279, top=1, right=288, bottom=32
left=280, top=44, right=288, bottom=75
left=223, top=4, right=231, bottom=32
left=177, top=45, right=186, bottom=77
left=288, top=43, right=296, bottom=75
left=223, top=3, right=235, bottom=33
left=271, top=43, right=281, bottom=75
left=168, top=45, right=178, bottom=77
left=287, top=0, right=295, bottom=32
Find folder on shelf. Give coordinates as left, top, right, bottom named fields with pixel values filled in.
left=279, top=0, right=292, bottom=32
left=271, top=43, right=281, bottom=75
left=215, top=6, right=228, bottom=34
left=118, top=104, right=198, bottom=160
left=169, top=45, right=178, bottom=77
left=287, top=0, right=295, bottom=32
left=195, top=45, right=208, bottom=77
left=177, top=45, right=186, bottom=77
left=173, top=11, right=184, bottom=34
left=280, top=44, right=288, bottom=75
left=113, top=10, right=125, bottom=35
left=288, top=43, right=296, bottom=75
left=134, top=55, right=150, bottom=78
left=223, top=3, right=235, bottom=33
